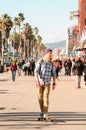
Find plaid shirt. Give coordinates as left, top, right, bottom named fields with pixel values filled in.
left=35, top=59, right=56, bottom=85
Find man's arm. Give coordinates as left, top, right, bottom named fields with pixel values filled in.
left=52, top=76, right=56, bottom=90
left=34, top=61, right=41, bottom=87
left=35, top=72, right=40, bottom=87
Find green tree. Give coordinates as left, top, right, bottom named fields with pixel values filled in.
left=13, top=13, right=24, bottom=55
left=0, top=13, right=13, bottom=59
left=22, top=23, right=33, bottom=59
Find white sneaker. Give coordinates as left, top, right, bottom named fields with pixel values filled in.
left=43, top=113, right=48, bottom=118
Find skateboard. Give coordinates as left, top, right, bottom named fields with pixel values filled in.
left=38, top=117, right=53, bottom=122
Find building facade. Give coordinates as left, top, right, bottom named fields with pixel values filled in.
left=78, top=0, right=86, bottom=40
left=67, top=0, right=86, bottom=55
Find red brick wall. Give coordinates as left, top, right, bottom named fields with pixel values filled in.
left=78, top=0, right=86, bottom=40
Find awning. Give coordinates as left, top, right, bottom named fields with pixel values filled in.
left=73, top=43, right=82, bottom=51
left=81, top=39, right=86, bottom=49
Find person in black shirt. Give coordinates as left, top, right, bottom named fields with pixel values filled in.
left=73, top=57, right=84, bottom=88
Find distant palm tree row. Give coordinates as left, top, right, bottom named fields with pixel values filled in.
left=0, top=12, right=46, bottom=61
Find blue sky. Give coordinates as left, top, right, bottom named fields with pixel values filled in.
left=0, top=0, right=78, bottom=43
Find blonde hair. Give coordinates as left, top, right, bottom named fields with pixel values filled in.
left=44, top=52, right=53, bottom=62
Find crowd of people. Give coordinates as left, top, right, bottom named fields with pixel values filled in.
left=1, top=51, right=86, bottom=91
left=1, top=48, right=86, bottom=121
left=7, top=59, right=35, bottom=82
left=63, top=56, right=85, bottom=88
left=1, top=50, right=86, bottom=90
left=34, top=48, right=86, bottom=121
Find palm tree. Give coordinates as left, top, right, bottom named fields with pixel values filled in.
left=33, top=27, right=44, bottom=59
left=18, top=13, right=25, bottom=55
left=33, top=28, right=46, bottom=59
left=38, top=43, right=46, bottom=57
left=13, top=13, right=25, bottom=56
left=37, top=35, right=42, bottom=44
left=0, top=13, right=13, bottom=61
left=30, top=35, right=37, bottom=57
left=33, top=27, right=39, bottom=59
left=13, top=17, right=19, bottom=31
left=0, top=13, right=13, bottom=38
left=33, top=27, right=39, bottom=35
left=22, top=23, right=33, bottom=59
left=18, top=13, right=25, bottom=27
left=9, top=32, right=20, bottom=53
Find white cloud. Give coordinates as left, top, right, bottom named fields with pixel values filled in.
left=41, top=27, right=68, bottom=43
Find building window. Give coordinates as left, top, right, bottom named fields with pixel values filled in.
left=84, top=2, right=86, bottom=10
left=84, top=18, right=86, bottom=26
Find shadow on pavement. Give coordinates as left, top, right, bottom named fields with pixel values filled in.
left=0, top=90, right=9, bottom=94
left=0, top=107, right=6, bottom=110
left=0, top=112, right=86, bottom=129
left=0, top=79, right=9, bottom=82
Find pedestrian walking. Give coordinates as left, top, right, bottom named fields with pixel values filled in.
left=22, top=61, right=28, bottom=76
left=34, top=48, right=56, bottom=121
left=64, top=57, right=72, bottom=76
left=83, top=59, right=86, bottom=85
left=17, top=60, right=22, bottom=76
left=72, top=57, right=84, bottom=88
left=0, top=60, right=3, bottom=73
left=10, top=60, right=17, bottom=82
left=54, top=59, right=60, bottom=80
left=30, top=59, right=35, bottom=76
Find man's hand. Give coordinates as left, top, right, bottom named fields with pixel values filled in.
left=36, top=80, right=40, bottom=87
left=51, top=83, right=56, bottom=90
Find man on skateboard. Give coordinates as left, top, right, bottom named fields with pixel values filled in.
left=34, top=48, right=56, bottom=121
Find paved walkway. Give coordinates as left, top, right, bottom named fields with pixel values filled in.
left=0, top=70, right=86, bottom=130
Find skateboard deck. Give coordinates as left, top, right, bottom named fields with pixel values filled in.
left=38, top=117, right=53, bottom=122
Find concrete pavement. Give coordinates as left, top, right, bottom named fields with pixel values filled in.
left=0, top=70, right=86, bottom=130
